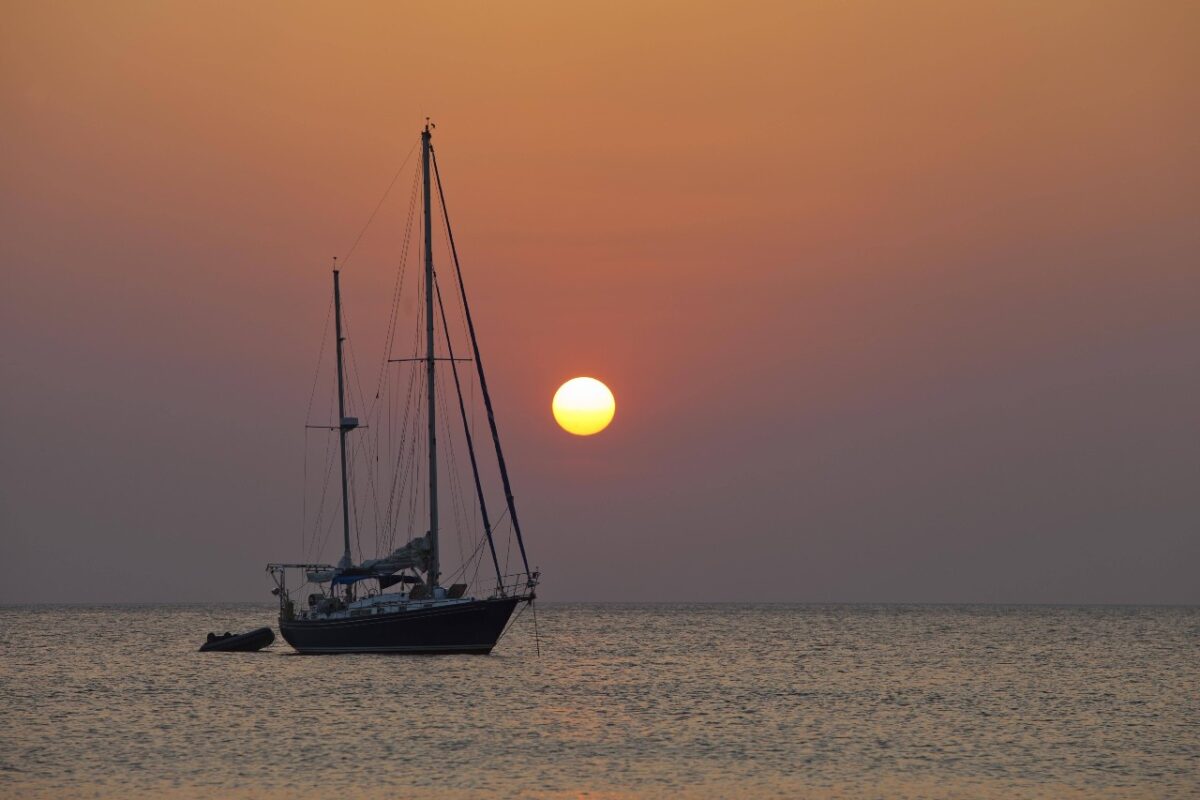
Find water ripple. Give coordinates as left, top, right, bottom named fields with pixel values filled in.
left=0, top=603, right=1196, bottom=798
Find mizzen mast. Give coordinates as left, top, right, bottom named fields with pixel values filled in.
left=333, top=265, right=356, bottom=569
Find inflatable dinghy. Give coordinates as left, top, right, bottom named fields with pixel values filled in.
left=199, top=627, right=275, bottom=652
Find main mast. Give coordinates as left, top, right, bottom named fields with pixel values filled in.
left=333, top=266, right=353, bottom=569
left=422, top=123, right=440, bottom=589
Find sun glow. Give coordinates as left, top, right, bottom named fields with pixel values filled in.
left=552, top=377, right=615, bottom=436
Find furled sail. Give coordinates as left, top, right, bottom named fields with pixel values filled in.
left=360, top=535, right=432, bottom=575
left=305, top=535, right=433, bottom=584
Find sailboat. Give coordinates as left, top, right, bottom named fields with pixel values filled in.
left=267, top=124, right=538, bottom=654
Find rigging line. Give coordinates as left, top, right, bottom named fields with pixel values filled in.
left=496, top=596, right=534, bottom=646
left=304, top=297, right=335, bottom=425
left=383, top=318, right=422, bottom=546
left=339, top=369, right=381, bottom=564
left=432, top=182, right=479, bottom=572
left=436, top=188, right=472, bottom=346
left=434, top=272, right=504, bottom=589
left=307, top=382, right=340, bottom=558
left=444, top=379, right=475, bottom=573
left=342, top=307, right=378, bottom=430
left=404, top=419, right=421, bottom=546
left=317, top=384, right=341, bottom=559
left=441, top=535, right=487, bottom=586
left=368, top=330, right=417, bottom=557
left=373, top=166, right=422, bottom=400
left=374, top=403, right=389, bottom=558
left=396, top=244, right=426, bottom=546
left=311, top=392, right=342, bottom=564
left=403, top=367, right=423, bottom=539
left=316, top=496, right=341, bottom=563
left=341, top=309, right=386, bottom=543
left=339, top=138, right=419, bottom=269
left=430, top=356, right=468, bottom=532
left=415, top=232, right=429, bottom=538
left=503, top=514, right=512, bottom=578
left=394, top=257, right=428, bottom=549
left=382, top=355, right=397, bottom=545
left=468, top=523, right=485, bottom=592
left=531, top=600, right=541, bottom=658
left=382, top=244, right=415, bottom=546
left=383, top=343, right=421, bottom=549
left=437, top=186, right=476, bottom=367
left=431, top=144, right=533, bottom=581
left=386, top=353, right=393, bottom=509
left=349, top=454, right=364, bottom=564
left=372, top=173, right=424, bottom=556
left=435, top=367, right=468, bottom=568
left=374, top=409, right=381, bottom=551
left=301, top=297, right=335, bottom=553
left=491, top=505, right=509, bottom=532
left=300, top=429, right=309, bottom=552
left=304, top=425, right=333, bottom=556
left=469, top=369, right=478, bottom=535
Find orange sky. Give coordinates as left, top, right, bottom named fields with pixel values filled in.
left=2, top=1, right=1198, bottom=602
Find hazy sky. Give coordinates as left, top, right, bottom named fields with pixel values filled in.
left=2, top=1, right=1197, bottom=603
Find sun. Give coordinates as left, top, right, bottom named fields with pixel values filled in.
left=552, top=377, right=615, bottom=436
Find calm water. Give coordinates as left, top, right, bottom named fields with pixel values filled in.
left=0, top=604, right=1196, bottom=799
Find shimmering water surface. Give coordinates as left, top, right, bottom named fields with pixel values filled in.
left=1, top=604, right=1196, bottom=799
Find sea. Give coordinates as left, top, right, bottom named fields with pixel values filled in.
left=1, top=603, right=1196, bottom=799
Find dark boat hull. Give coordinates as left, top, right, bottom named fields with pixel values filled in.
left=199, top=627, right=275, bottom=652
left=279, top=596, right=521, bottom=654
